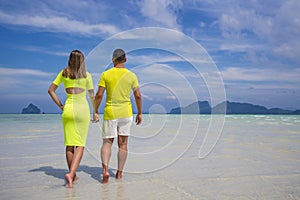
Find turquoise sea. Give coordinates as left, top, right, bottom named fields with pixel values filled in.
left=0, top=114, right=299, bottom=199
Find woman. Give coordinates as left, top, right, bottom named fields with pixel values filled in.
left=48, top=50, right=96, bottom=188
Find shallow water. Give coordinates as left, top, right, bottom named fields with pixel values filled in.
left=0, top=114, right=299, bottom=199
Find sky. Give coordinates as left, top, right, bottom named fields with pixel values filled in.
left=0, top=0, right=299, bottom=113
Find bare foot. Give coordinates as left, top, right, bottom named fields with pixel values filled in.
left=116, top=170, right=122, bottom=180
left=73, top=175, right=79, bottom=183
left=102, top=172, right=110, bottom=184
left=65, top=173, right=73, bottom=188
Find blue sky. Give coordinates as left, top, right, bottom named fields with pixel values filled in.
left=0, top=0, right=299, bottom=113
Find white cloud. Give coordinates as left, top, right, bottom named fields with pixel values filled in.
left=18, top=45, right=69, bottom=57
left=141, top=94, right=153, bottom=101
left=113, top=27, right=186, bottom=42
left=0, top=68, right=54, bottom=91
left=0, top=11, right=120, bottom=36
left=219, top=8, right=273, bottom=40
left=0, top=68, right=51, bottom=76
left=224, top=1, right=300, bottom=63
left=221, top=67, right=300, bottom=83
left=271, top=0, right=300, bottom=61
left=127, top=54, right=183, bottom=65
left=219, top=43, right=263, bottom=52
left=187, top=0, right=300, bottom=65
left=137, top=0, right=182, bottom=28
left=133, top=63, right=200, bottom=104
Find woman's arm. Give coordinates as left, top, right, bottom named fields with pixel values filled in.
left=88, top=89, right=95, bottom=106
left=88, top=89, right=99, bottom=122
left=94, top=86, right=105, bottom=114
left=48, top=83, right=64, bottom=110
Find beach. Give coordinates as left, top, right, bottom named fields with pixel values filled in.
left=0, top=114, right=299, bottom=199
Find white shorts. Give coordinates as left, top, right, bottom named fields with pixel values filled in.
left=102, top=117, right=133, bottom=138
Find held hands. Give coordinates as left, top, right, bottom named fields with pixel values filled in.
left=91, top=113, right=99, bottom=123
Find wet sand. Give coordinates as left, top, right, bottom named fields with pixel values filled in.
left=0, top=114, right=299, bottom=199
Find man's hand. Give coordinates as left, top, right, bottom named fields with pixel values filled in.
left=135, top=114, right=142, bottom=125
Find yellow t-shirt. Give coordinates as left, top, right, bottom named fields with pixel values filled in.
left=98, top=67, right=139, bottom=120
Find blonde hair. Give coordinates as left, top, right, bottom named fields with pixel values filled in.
left=62, top=50, right=87, bottom=79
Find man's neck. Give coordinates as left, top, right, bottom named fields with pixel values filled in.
left=114, top=63, right=125, bottom=68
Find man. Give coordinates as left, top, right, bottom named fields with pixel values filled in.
left=94, top=49, right=142, bottom=183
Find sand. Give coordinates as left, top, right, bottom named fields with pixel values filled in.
left=0, top=114, right=299, bottom=199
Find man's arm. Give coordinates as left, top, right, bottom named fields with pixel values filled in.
left=93, top=86, right=105, bottom=122
left=133, top=87, right=142, bottom=125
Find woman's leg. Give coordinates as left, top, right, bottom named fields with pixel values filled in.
left=65, top=146, right=79, bottom=182
left=65, top=146, right=84, bottom=188
left=66, top=146, right=74, bottom=170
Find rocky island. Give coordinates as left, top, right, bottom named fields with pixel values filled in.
left=169, top=101, right=300, bottom=115
left=21, top=103, right=42, bottom=114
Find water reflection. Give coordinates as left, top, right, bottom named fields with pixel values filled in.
left=101, top=184, right=108, bottom=199
left=116, top=183, right=126, bottom=200
left=101, top=181, right=128, bottom=200
left=64, top=188, right=76, bottom=200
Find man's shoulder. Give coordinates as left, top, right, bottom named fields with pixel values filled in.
left=100, top=68, right=112, bottom=77
left=103, top=67, right=116, bottom=73
left=103, top=67, right=137, bottom=77
left=123, top=68, right=136, bottom=75
left=127, top=70, right=137, bottom=77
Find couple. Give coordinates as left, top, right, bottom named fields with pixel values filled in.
left=48, top=49, right=142, bottom=188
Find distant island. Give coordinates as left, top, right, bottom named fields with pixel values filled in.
left=21, top=103, right=43, bottom=114
left=169, top=101, right=300, bottom=115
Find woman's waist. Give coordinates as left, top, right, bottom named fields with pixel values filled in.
left=65, top=96, right=88, bottom=104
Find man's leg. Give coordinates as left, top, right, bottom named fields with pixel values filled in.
left=116, top=135, right=128, bottom=179
left=101, top=138, right=114, bottom=183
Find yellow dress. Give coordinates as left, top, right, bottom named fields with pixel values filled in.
left=53, top=70, right=93, bottom=146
